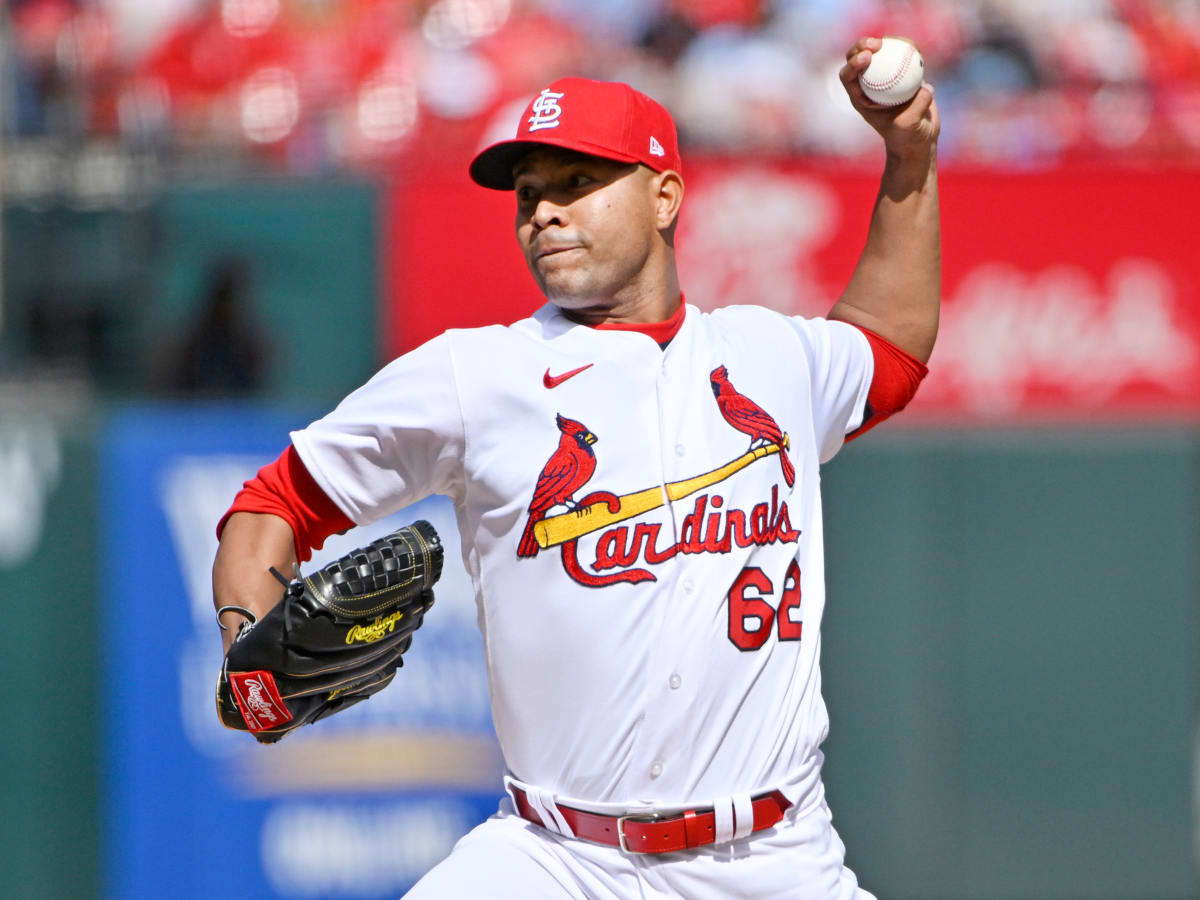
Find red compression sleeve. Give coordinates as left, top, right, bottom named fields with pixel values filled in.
left=845, top=325, right=929, bottom=443
left=216, top=445, right=355, bottom=562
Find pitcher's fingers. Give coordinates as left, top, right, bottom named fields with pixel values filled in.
left=840, top=51, right=870, bottom=84
left=838, top=59, right=863, bottom=86
left=892, top=82, right=934, bottom=126
left=839, top=66, right=891, bottom=109
left=927, top=94, right=941, bottom=136
left=844, top=36, right=881, bottom=62
left=908, top=82, right=935, bottom=120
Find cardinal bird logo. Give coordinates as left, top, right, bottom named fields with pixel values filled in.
left=710, top=365, right=795, bottom=488
left=517, top=413, right=599, bottom=557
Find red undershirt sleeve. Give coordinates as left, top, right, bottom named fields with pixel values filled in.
left=215, top=445, right=356, bottom=562
left=845, top=325, right=929, bottom=443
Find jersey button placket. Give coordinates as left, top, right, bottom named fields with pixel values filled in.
left=629, top=348, right=682, bottom=789
left=641, top=338, right=692, bottom=788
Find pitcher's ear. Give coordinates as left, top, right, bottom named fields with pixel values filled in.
left=653, top=169, right=684, bottom=230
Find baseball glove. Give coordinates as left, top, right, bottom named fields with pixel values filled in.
left=216, top=520, right=443, bottom=743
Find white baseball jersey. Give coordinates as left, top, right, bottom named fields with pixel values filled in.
left=291, top=302, right=872, bottom=816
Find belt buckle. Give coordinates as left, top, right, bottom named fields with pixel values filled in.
left=616, top=811, right=662, bottom=854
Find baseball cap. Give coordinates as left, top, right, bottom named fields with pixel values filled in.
left=469, top=77, right=682, bottom=191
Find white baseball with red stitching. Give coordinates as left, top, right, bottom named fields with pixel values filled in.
left=858, top=37, right=924, bottom=106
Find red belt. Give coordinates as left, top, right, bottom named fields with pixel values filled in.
left=511, top=787, right=792, bottom=854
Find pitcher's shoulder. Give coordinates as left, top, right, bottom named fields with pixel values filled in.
left=704, top=303, right=817, bottom=345
left=444, top=303, right=569, bottom=350
left=706, top=303, right=799, bottom=330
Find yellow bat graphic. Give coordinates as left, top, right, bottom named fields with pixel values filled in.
left=534, top=436, right=790, bottom=550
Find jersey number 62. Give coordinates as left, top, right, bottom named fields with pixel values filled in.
left=727, top=560, right=803, bottom=651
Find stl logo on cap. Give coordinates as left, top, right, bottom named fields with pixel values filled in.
left=528, top=89, right=565, bottom=132
left=469, top=77, right=682, bottom=190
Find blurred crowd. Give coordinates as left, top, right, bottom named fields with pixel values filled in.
left=3, top=0, right=1200, bottom=178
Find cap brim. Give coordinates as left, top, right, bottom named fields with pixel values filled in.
left=469, top=137, right=644, bottom=191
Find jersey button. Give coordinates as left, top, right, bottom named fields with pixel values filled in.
left=683, top=578, right=695, bottom=593
left=674, top=443, right=686, bottom=457
left=650, top=761, right=663, bottom=779
left=668, top=673, right=682, bottom=690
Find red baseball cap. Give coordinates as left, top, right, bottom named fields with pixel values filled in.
left=469, top=77, right=683, bottom=191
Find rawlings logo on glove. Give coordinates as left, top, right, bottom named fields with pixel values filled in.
left=229, top=671, right=291, bottom=729
left=346, top=609, right=409, bottom=644
left=216, top=521, right=443, bottom=743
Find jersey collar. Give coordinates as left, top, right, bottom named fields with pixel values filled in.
left=533, top=296, right=690, bottom=348
left=591, top=297, right=687, bottom=345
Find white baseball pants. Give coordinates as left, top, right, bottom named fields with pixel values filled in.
left=404, top=794, right=876, bottom=899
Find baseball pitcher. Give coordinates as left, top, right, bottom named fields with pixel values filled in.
left=212, top=36, right=939, bottom=898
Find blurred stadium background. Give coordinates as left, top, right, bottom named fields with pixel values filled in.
left=1, top=0, right=1198, bottom=898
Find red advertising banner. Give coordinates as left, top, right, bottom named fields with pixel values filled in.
left=385, top=163, right=1200, bottom=421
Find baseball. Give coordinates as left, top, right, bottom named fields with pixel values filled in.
left=858, top=37, right=925, bottom=106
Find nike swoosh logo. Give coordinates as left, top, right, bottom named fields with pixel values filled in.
left=543, top=363, right=594, bottom=389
